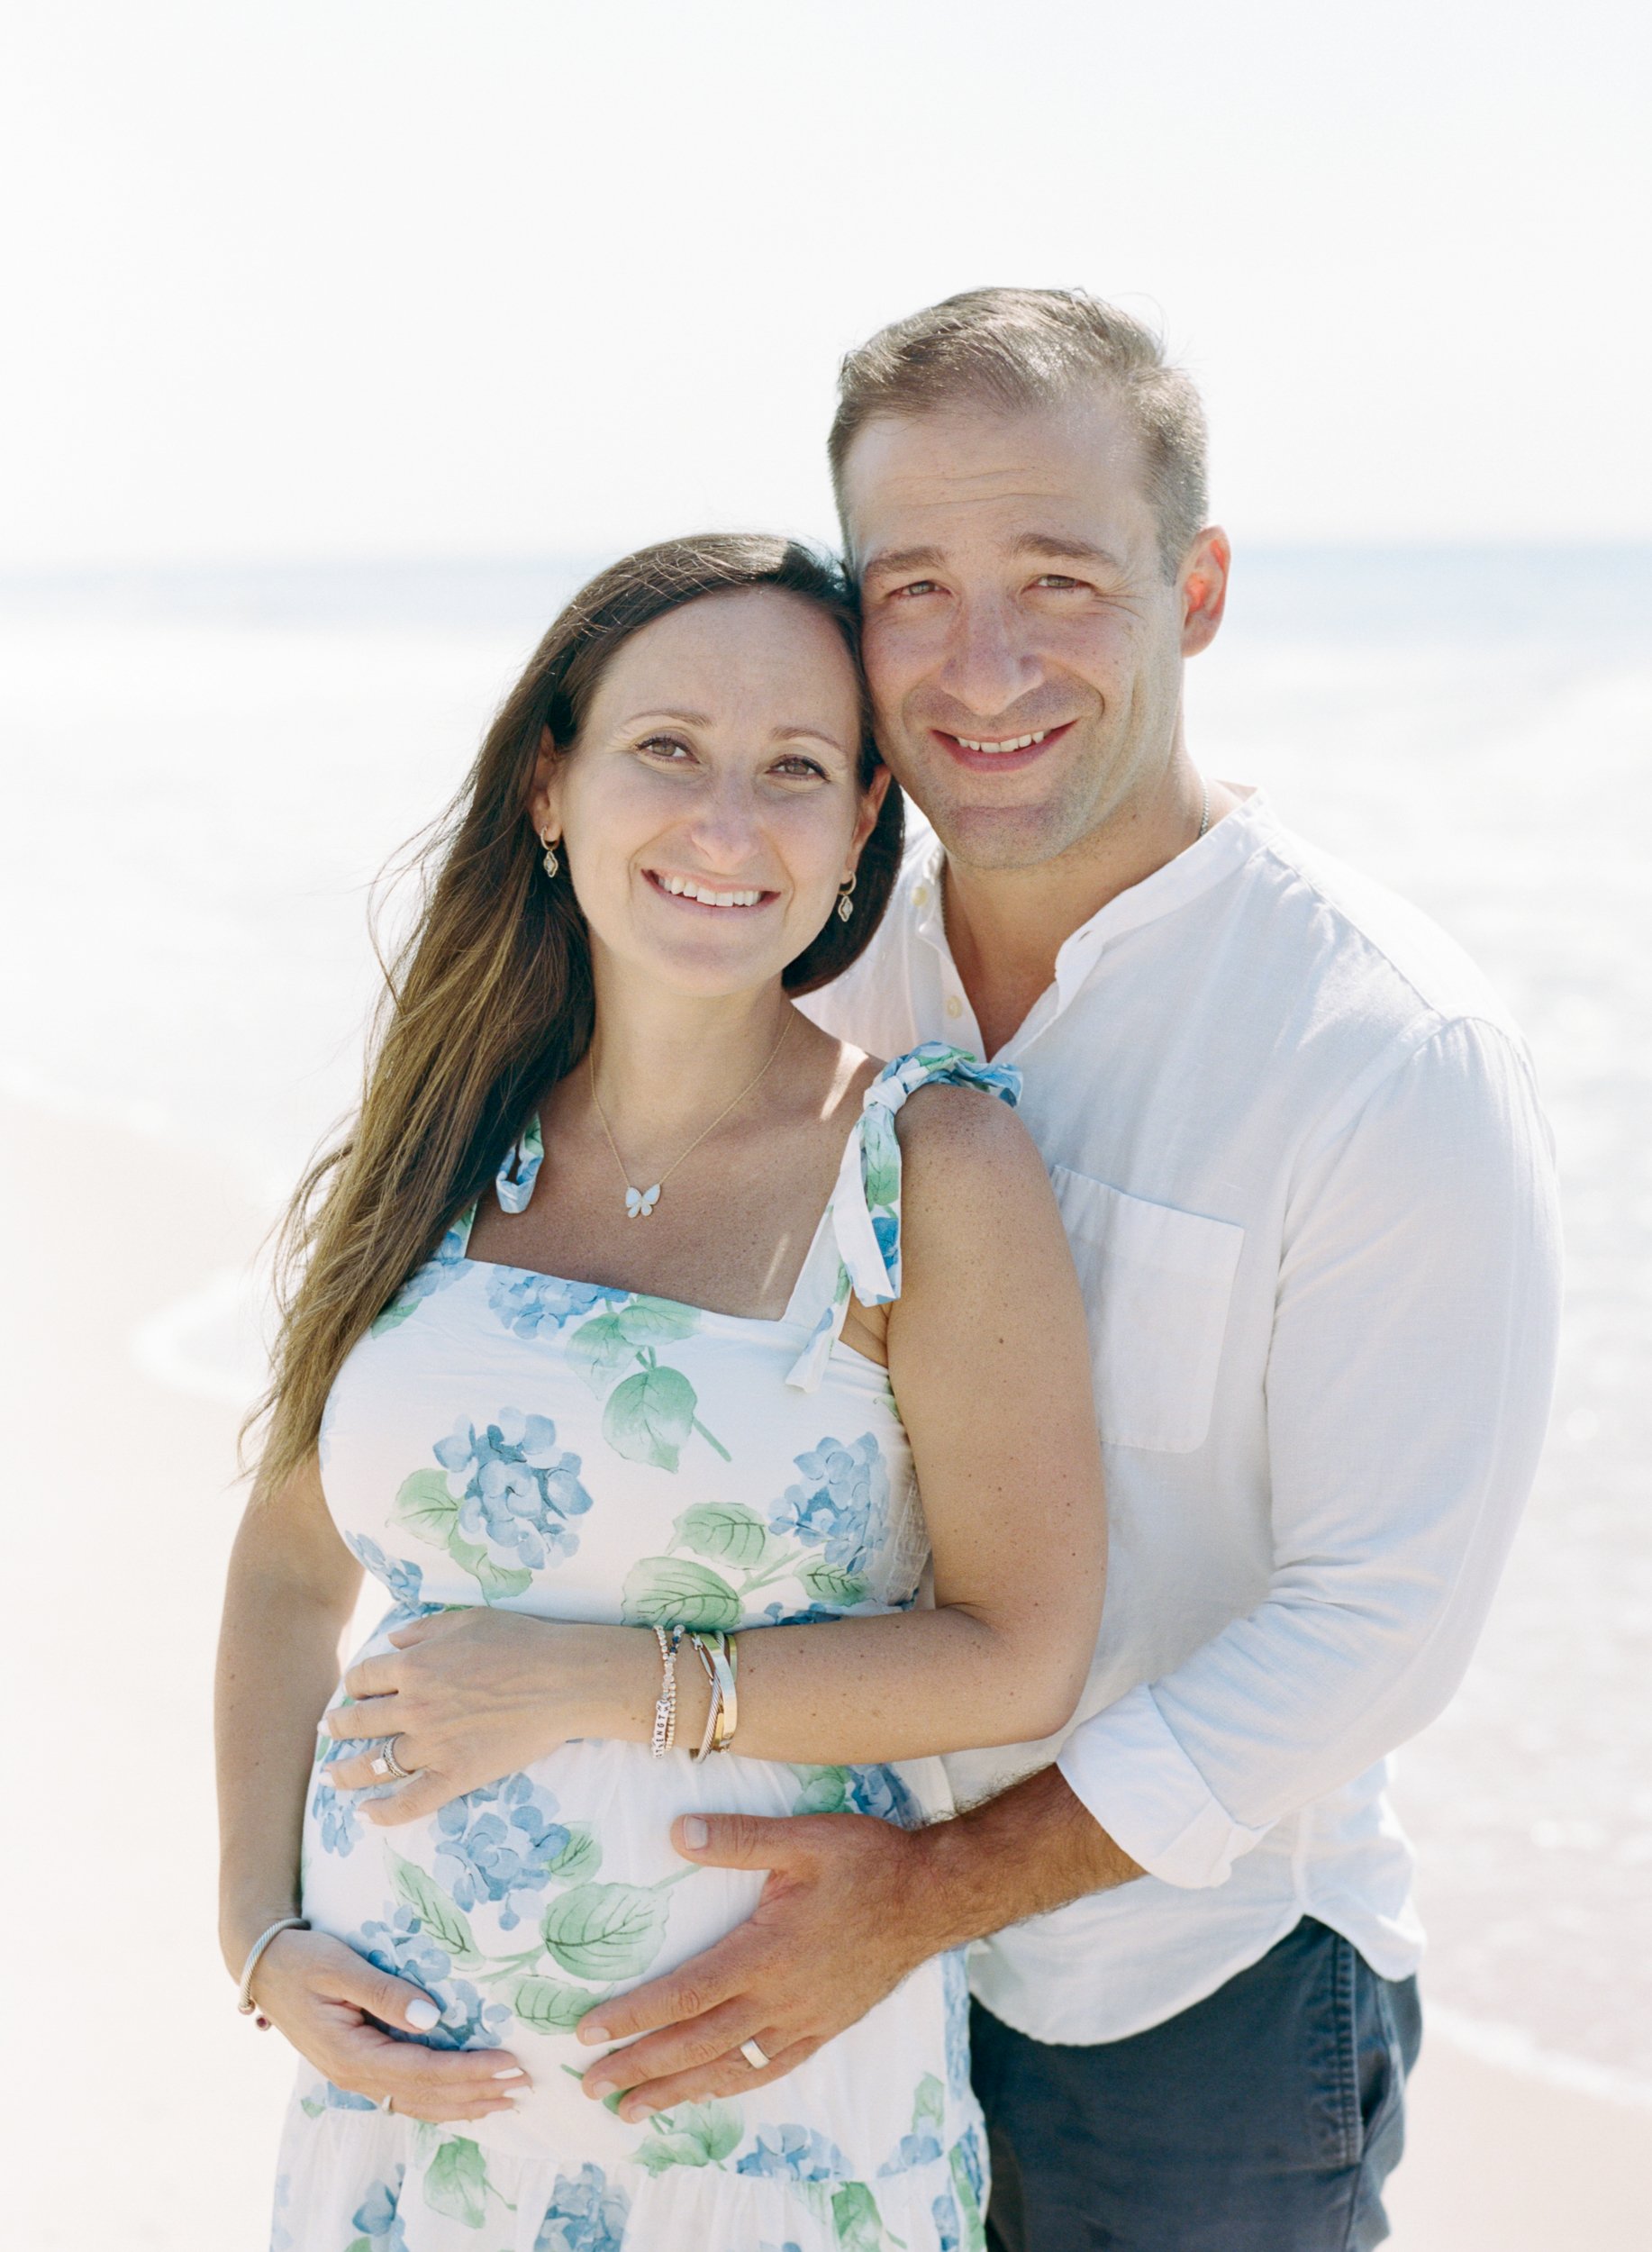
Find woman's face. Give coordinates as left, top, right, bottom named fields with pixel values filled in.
left=533, top=587, right=885, bottom=1000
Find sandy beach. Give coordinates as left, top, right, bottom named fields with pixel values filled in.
left=7, top=1091, right=1647, bottom=2251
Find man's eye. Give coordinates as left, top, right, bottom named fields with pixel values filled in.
left=889, top=579, right=940, bottom=599
left=1033, top=574, right=1086, bottom=590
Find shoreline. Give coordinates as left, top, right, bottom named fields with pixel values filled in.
left=6, top=1086, right=1649, bottom=2248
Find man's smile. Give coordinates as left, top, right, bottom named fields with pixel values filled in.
left=930, top=719, right=1076, bottom=774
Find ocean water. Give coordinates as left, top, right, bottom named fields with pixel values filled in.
left=4, top=547, right=1649, bottom=2096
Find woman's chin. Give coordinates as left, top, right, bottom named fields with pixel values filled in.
left=594, top=922, right=817, bottom=1002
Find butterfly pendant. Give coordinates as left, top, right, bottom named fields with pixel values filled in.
left=624, top=1184, right=662, bottom=1219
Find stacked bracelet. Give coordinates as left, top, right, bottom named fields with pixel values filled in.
left=685, top=1629, right=740, bottom=1757
left=237, top=1915, right=309, bottom=2024
left=650, top=1625, right=685, bottom=1757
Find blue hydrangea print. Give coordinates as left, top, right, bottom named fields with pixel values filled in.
left=372, top=1230, right=467, bottom=1334
left=310, top=1733, right=360, bottom=1856
left=841, top=1763, right=922, bottom=1828
left=434, top=1409, right=594, bottom=1570
left=531, top=2162, right=631, bottom=2252
left=931, top=2189, right=963, bottom=2252
left=350, top=2167, right=408, bottom=2247
left=345, top=1908, right=511, bottom=2050
left=768, top=1432, right=888, bottom=1577
left=486, top=1267, right=625, bottom=1339
left=953, top=2122, right=987, bottom=2207
left=942, top=1950, right=972, bottom=2101
left=433, top=1775, right=569, bottom=1931
left=736, top=2124, right=853, bottom=2183
left=343, top=1532, right=428, bottom=1612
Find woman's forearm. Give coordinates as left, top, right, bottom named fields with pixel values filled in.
left=215, top=1514, right=360, bottom=1972
left=587, top=1606, right=1085, bottom=1769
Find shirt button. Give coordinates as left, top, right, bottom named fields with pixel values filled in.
left=945, top=994, right=963, bottom=1019
left=912, top=884, right=930, bottom=907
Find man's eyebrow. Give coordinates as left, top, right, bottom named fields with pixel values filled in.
left=859, top=534, right=1128, bottom=580
left=1010, top=531, right=1127, bottom=571
left=858, top=545, right=946, bottom=581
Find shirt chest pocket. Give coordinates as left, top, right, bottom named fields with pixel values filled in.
left=1049, top=1167, right=1245, bottom=1454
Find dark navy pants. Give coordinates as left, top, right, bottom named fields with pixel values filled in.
left=970, top=1918, right=1422, bottom=2252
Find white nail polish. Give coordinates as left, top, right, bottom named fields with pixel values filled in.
left=492, top=2067, right=526, bottom=2080
left=404, top=1997, right=440, bottom=2030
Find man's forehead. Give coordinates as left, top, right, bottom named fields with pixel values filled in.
left=841, top=395, right=1152, bottom=562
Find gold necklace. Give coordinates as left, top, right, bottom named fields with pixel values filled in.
left=588, top=1012, right=792, bottom=1218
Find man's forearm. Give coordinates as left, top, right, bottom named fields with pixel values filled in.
left=912, top=1763, right=1145, bottom=1951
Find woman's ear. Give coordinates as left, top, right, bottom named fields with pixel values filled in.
left=847, top=765, right=893, bottom=866
left=527, top=723, right=563, bottom=836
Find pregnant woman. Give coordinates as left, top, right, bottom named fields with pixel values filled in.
left=217, top=535, right=1106, bottom=2252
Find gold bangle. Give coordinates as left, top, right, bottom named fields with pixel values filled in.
left=686, top=1631, right=722, bottom=1761
left=709, top=1632, right=739, bottom=1754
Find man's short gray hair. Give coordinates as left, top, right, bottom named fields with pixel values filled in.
left=830, top=287, right=1209, bottom=578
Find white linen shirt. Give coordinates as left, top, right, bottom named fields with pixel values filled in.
left=801, top=788, right=1562, bottom=2047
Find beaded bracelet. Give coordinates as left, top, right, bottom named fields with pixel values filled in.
left=650, top=1624, right=685, bottom=1757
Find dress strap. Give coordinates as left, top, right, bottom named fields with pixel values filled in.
left=785, top=1042, right=1021, bottom=1392
left=432, top=1111, right=544, bottom=1261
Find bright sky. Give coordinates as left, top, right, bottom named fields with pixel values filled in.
left=3, top=0, right=1648, bottom=567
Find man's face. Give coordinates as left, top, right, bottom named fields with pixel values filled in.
left=843, top=391, right=1203, bottom=872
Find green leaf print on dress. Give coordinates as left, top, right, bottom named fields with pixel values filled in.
left=620, top=1554, right=743, bottom=1630
left=423, top=2134, right=489, bottom=2228
left=388, top=1853, right=483, bottom=1968
left=633, top=2099, right=745, bottom=2175
left=508, top=1973, right=619, bottom=2033
left=567, top=1300, right=731, bottom=1468
left=540, top=1881, right=676, bottom=1983
left=670, top=1499, right=775, bottom=1568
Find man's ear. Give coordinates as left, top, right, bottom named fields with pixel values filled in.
left=1180, top=527, right=1230, bottom=657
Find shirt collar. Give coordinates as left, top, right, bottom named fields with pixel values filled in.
left=905, top=784, right=1278, bottom=1014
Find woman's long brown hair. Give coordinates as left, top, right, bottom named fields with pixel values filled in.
left=246, top=534, right=903, bottom=1494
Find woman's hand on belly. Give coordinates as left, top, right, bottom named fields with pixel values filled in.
left=250, top=1928, right=531, bottom=2122
left=322, top=1610, right=651, bottom=1823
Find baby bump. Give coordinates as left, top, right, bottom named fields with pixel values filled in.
left=302, top=1712, right=947, bottom=2165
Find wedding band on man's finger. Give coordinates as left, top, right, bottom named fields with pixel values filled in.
left=739, top=2038, right=771, bottom=2070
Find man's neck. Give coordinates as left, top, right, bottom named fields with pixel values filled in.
left=942, top=770, right=1221, bottom=1058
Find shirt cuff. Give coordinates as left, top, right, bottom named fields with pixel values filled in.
left=1056, top=1684, right=1272, bottom=1890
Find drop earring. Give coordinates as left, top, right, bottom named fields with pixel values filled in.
left=540, top=829, right=560, bottom=879
left=836, top=872, right=857, bottom=923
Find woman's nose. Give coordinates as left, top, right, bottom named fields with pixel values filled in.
left=680, top=776, right=765, bottom=868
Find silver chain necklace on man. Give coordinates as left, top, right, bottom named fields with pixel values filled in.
left=588, top=1012, right=792, bottom=1218
left=1197, top=776, right=1211, bottom=840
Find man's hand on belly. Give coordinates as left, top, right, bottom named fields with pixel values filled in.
left=322, top=1608, right=640, bottom=1819
left=573, top=1808, right=943, bottom=2121
left=576, top=1767, right=1142, bottom=2120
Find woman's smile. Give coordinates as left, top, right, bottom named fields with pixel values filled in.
left=641, top=866, right=780, bottom=913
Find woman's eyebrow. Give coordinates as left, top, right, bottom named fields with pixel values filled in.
left=772, top=723, right=852, bottom=752
left=612, top=705, right=712, bottom=730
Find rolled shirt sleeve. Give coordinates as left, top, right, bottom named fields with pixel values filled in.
left=1057, top=1014, right=1564, bottom=1890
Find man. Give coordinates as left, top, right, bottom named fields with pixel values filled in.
left=580, top=290, right=1564, bottom=2248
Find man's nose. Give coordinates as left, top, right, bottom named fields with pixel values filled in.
left=939, top=595, right=1041, bottom=718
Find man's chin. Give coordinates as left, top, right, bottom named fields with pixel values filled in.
left=925, top=799, right=1094, bottom=875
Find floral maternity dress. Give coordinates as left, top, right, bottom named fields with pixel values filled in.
left=272, top=1044, right=1018, bottom=2252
